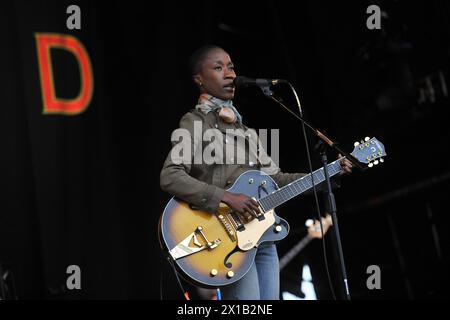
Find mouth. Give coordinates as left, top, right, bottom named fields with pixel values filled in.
left=223, top=84, right=235, bottom=92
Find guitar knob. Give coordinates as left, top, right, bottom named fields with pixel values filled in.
left=374, top=160, right=379, bottom=165
left=210, top=269, right=218, bottom=277
left=354, top=141, right=360, bottom=147
left=274, top=225, right=282, bottom=233
left=305, top=219, right=314, bottom=227
left=227, top=271, right=235, bottom=278
left=365, top=137, right=370, bottom=142
left=368, top=162, right=374, bottom=168
left=380, top=158, right=384, bottom=163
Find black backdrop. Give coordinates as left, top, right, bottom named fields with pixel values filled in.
left=1, top=0, right=449, bottom=299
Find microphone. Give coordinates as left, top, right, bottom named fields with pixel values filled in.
left=233, top=76, right=286, bottom=88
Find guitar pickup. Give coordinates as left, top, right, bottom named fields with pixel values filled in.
left=252, top=197, right=265, bottom=221
left=256, top=215, right=265, bottom=221
left=230, top=212, right=246, bottom=231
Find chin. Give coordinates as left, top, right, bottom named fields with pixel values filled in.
left=222, top=93, right=235, bottom=100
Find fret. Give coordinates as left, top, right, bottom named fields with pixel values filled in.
left=258, top=199, right=268, bottom=213
left=259, top=160, right=342, bottom=211
left=276, top=189, right=287, bottom=204
left=294, top=179, right=307, bottom=193
left=265, top=195, right=276, bottom=210
left=292, top=182, right=300, bottom=194
left=286, top=184, right=294, bottom=197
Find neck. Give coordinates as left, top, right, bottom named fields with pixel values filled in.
left=258, top=159, right=342, bottom=212
left=199, top=93, right=232, bottom=105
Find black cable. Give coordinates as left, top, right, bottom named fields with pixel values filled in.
left=284, top=82, right=337, bottom=300
left=10, top=270, right=18, bottom=300
left=158, top=216, right=188, bottom=300
left=167, top=258, right=189, bottom=300
left=160, top=269, right=163, bottom=300
left=0, top=264, right=7, bottom=299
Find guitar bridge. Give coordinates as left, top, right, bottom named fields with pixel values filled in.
left=216, top=213, right=237, bottom=242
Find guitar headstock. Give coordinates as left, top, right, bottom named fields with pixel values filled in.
left=306, top=214, right=333, bottom=239
left=350, top=137, right=386, bottom=168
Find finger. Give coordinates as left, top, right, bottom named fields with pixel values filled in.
left=248, top=200, right=260, bottom=210
left=247, top=197, right=259, bottom=210
left=242, top=205, right=254, bottom=219
left=244, top=197, right=258, bottom=208
left=341, top=160, right=351, bottom=170
left=250, top=203, right=261, bottom=216
left=243, top=212, right=253, bottom=221
left=235, top=204, right=246, bottom=215
left=243, top=203, right=258, bottom=218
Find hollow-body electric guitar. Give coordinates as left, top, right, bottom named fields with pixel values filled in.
left=159, top=137, right=386, bottom=288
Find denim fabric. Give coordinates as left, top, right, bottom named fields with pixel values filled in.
left=221, top=242, right=280, bottom=300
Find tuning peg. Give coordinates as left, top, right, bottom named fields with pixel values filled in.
left=380, top=158, right=384, bottom=163
left=365, top=137, right=370, bottom=142
left=374, top=160, right=379, bottom=165
left=368, top=162, right=374, bottom=168
left=354, top=141, right=360, bottom=147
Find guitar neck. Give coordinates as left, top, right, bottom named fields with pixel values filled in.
left=258, top=159, right=342, bottom=212
left=279, top=235, right=313, bottom=271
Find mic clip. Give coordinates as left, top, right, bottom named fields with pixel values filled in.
left=259, top=84, right=274, bottom=97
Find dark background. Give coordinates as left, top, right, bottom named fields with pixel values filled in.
left=0, top=0, right=449, bottom=300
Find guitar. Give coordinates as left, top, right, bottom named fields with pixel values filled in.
left=159, top=137, right=386, bottom=288
left=279, top=214, right=332, bottom=271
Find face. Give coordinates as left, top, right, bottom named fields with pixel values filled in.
left=194, top=48, right=236, bottom=100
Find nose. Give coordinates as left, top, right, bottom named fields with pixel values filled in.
left=224, top=68, right=236, bottom=79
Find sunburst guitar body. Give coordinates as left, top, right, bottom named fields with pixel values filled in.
left=159, top=171, right=288, bottom=288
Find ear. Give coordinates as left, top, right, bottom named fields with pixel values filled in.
left=193, top=74, right=203, bottom=87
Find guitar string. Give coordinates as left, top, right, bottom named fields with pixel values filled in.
left=259, top=161, right=341, bottom=211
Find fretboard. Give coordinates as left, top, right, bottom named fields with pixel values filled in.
left=258, top=159, right=342, bottom=212
left=279, top=235, right=312, bottom=270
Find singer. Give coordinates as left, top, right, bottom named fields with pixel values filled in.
left=159, top=45, right=353, bottom=300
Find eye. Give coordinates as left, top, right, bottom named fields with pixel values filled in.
left=214, top=66, right=222, bottom=71
left=229, top=65, right=235, bottom=71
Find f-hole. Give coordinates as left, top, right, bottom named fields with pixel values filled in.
left=223, top=247, right=241, bottom=268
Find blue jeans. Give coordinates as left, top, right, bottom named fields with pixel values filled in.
left=221, top=242, right=280, bottom=300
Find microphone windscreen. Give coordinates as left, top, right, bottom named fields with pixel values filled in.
left=233, top=76, right=252, bottom=88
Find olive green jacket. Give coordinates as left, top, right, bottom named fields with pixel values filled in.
left=160, top=109, right=307, bottom=213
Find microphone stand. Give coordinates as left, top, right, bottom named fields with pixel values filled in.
left=259, top=86, right=365, bottom=169
left=259, top=85, right=360, bottom=300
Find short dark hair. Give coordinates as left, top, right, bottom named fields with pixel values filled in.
left=188, top=45, right=224, bottom=76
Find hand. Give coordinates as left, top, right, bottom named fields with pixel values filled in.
left=338, top=154, right=353, bottom=176
left=221, top=191, right=260, bottom=221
